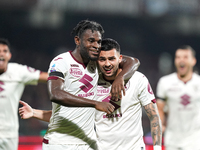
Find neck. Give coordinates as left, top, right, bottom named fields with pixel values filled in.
left=177, top=71, right=193, bottom=83
left=71, top=49, right=89, bottom=66
left=0, top=68, right=6, bottom=75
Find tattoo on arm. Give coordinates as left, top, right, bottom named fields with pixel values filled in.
left=143, top=102, right=162, bottom=146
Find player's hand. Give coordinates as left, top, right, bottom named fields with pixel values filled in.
left=19, top=100, right=34, bottom=119
left=95, top=102, right=115, bottom=114
left=110, top=75, right=125, bottom=101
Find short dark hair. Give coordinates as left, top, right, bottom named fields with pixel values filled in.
left=71, top=20, right=104, bottom=38
left=177, top=45, right=196, bottom=58
left=0, top=38, right=10, bottom=50
left=101, top=38, right=120, bottom=53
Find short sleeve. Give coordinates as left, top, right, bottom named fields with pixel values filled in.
left=138, top=75, right=156, bottom=106
left=20, top=65, right=40, bottom=85
left=48, top=54, right=67, bottom=80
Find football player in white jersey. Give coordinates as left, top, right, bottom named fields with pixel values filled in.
left=0, top=38, right=48, bottom=150
left=19, top=38, right=162, bottom=150
left=156, top=45, right=200, bottom=150
left=19, top=20, right=140, bottom=150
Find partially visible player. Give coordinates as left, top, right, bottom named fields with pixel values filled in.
left=0, top=38, right=48, bottom=150
left=19, top=38, right=161, bottom=150
left=156, top=45, right=200, bottom=150
left=95, top=38, right=162, bottom=150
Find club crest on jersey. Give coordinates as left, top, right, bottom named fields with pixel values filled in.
left=87, top=61, right=96, bottom=73
left=50, top=64, right=56, bottom=72
left=70, top=68, right=83, bottom=77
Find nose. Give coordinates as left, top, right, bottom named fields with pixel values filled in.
left=105, top=60, right=111, bottom=67
left=93, top=41, right=101, bottom=50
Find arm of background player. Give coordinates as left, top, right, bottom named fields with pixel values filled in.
left=19, top=101, right=51, bottom=122
left=47, top=78, right=114, bottom=114
left=156, top=99, right=166, bottom=133
left=111, top=56, right=140, bottom=101
left=143, top=102, right=162, bottom=147
left=38, top=72, right=48, bottom=83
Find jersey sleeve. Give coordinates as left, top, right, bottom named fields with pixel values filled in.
left=137, top=75, right=156, bottom=106
left=156, top=77, right=166, bottom=101
left=48, top=55, right=67, bottom=80
left=20, top=65, right=40, bottom=85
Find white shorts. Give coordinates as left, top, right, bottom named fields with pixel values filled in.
left=0, top=137, right=18, bottom=150
left=42, top=143, right=97, bottom=150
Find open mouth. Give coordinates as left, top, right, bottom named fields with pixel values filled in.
left=104, top=67, right=112, bottom=73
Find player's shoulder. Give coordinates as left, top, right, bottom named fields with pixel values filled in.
left=133, top=71, right=146, bottom=78
left=52, top=51, right=70, bottom=61
left=192, top=72, right=200, bottom=80
left=8, top=62, right=25, bottom=69
left=130, top=71, right=148, bottom=82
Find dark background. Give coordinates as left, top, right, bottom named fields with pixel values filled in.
left=0, top=0, right=200, bottom=136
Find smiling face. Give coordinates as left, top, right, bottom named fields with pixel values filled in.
left=0, top=44, right=11, bottom=74
left=175, top=48, right=196, bottom=78
left=76, top=29, right=102, bottom=62
left=98, top=48, right=122, bottom=80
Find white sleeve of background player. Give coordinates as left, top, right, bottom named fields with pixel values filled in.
left=156, top=77, right=166, bottom=100
left=19, top=64, right=41, bottom=85
left=48, top=54, right=68, bottom=80
left=138, top=75, right=156, bottom=106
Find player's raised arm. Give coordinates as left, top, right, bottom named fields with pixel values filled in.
left=111, top=56, right=140, bottom=101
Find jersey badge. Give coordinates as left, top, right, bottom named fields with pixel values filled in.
left=180, top=94, right=191, bottom=107
left=87, top=61, right=96, bottom=73
left=50, top=64, right=56, bottom=72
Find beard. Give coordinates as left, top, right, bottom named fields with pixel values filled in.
left=80, top=45, right=98, bottom=62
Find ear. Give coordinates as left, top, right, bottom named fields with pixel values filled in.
left=192, top=57, right=197, bottom=66
left=119, top=54, right=123, bottom=63
left=8, top=52, right=12, bottom=61
left=74, top=36, right=80, bottom=46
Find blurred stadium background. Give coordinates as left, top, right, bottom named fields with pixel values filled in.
left=0, top=0, right=200, bottom=149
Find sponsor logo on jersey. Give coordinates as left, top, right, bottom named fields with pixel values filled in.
left=50, top=64, right=56, bottom=72
left=97, top=86, right=110, bottom=96
left=70, top=64, right=79, bottom=67
left=79, top=74, right=93, bottom=93
left=78, top=92, right=94, bottom=97
left=70, top=68, right=83, bottom=77
left=103, top=113, right=122, bottom=118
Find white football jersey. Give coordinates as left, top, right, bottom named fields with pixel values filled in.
left=156, top=72, right=200, bottom=149
left=95, top=71, right=155, bottom=150
left=44, top=51, right=98, bottom=148
left=0, top=63, right=40, bottom=138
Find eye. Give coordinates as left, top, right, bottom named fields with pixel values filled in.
left=99, top=58, right=105, bottom=62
